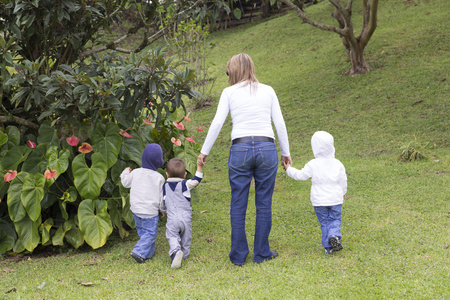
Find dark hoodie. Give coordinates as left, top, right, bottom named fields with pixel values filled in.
left=142, top=143, right=164, bottom=171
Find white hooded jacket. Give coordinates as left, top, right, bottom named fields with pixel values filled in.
left=285, top=131, right=347, bottom=206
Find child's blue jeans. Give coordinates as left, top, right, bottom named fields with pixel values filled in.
left=314, top=205, right=342, bottom=248
left=132, top=213, right=159, bottom=259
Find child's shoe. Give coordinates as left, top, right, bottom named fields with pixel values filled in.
left=131, top=252, right=146, bottom=264
left=171, top=250, right=184, bottom=269
left=329, top=235, right=343, bottom=252
left=324, top=247, right=333, bottom=255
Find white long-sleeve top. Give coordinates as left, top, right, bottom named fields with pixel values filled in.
left=285, top=131, right=347, bottom=207
left=120, top=168, right=166, bottom=216
left=200, top=82, right=290, bottom=157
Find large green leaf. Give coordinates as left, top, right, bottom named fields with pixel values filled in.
left=37, top=121, right=59, bottom=146
left=89, top=122, right=122, bottom=168
left=6, top=126, right=20, bottom=148
left=21, top=173, right=45, bottom=221
left=7, top=172, right=27, bottom=222
left=21, top=144, right=48, bottom=173
left=174, top=144, right=198, bottom=175
left=119, top=133, right=144, bottom=166
left=0, top=132, right=8, bottom=148
left=40, top=218, right=54, bottom=245
left=119, top=186, right=134, bottom=228
left=46, top=146, right=70, bottom=187
left=72, top=153, right=108, bottom=199
left=64, top=219, right=84, bottom=249
left=78, top=199, right=112, bottom=249
left=107, top=199, right=129, bottom=239
left=1, top=145, right=31, bottom=170
left=0, top=230, right=15, bottom=254
left=14, top=215, right=41, bottom=252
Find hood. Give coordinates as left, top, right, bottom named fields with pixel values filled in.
left=142, top=143, right=164, bottom=171
left=311, top=131, right=335, bottom=159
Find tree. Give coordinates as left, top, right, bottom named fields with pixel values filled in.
left=281, top=0, right=379, bottom=75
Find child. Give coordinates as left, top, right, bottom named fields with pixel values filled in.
left=120, top=143, right=166, bottom=263
left=164, top=158, right=203, bottom=268
left=282, top=131, right=347, bottom=254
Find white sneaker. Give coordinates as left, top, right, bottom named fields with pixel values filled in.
left=171, top=250, right=184, bottom=269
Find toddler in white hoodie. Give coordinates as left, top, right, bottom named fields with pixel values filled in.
left=282, top=131, right=347, bottom=254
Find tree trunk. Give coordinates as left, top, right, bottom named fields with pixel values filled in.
left=347, top=42, right=370, bottom=75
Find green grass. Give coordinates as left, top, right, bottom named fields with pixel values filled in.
left=1, top=0, right=449, bottom=298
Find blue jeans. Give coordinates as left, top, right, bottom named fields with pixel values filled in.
left=314, top=205, right=342, bottom=248
left=132, top=213, right=159, bottom=260
left=228, top=141, right=278, bottom=264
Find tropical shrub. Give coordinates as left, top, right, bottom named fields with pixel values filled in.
left=0, top=45, right=203, bottom=254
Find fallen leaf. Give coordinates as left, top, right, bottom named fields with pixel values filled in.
left=79, top=282, right=94, bottom=286
left=200, top=210, right=208, bottom=214
left=207, top=237, right=213, bottom=243
left=101, top=277, right=109, bottom=281
left=5, top=288, right=17, bottom=294
left=83, top=262, right=97, bottom=266
left=444, top=244, right=449, bottom=249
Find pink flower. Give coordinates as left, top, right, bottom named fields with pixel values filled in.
left=27, top=138, right=36, bottom=148
left=196, top=124, right=204, bottom=132
left=44, top=169, right=57, bottom=179
left=174, top=121, right=185, bottom=131
left=171, top=137, right=181, bottom=146
left=78, top=142, right=93, bottom=153
left=143, top=118, right=152, bottom=125
left=66, top=135, right=79, bottom=146
left=184, top=112, right=191, bottom=122
left=186, top=136, right=195, bottom=143
left=119, top=129, right=133, bottom=138
left=4, top=170, right=17, bottom=182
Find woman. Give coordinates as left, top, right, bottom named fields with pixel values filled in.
left=198, top=53, right=291, bottom=265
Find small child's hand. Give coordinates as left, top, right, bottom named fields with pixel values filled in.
left=160, top=211, right=166, bottom=218
left=125, top=167, right=132, bottom=172
left=281, top=160, right=290, bottom=171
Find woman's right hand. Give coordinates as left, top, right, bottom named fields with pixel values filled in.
left=197, top=153, right=208, bottom=166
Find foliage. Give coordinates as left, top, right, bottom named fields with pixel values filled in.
left=399, top=134, right=429, bottom=162
left=158, top=6, right=217, bottom=108
left=0, top=0, right=205, bottom=254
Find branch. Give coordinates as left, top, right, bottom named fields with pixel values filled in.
left=280, top=0, right=346, bottom=35
left=0, top=115, right=40, bottom=131
left=359, top=0, right=379, bottom=48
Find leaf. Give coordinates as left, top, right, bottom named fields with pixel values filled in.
left=21, top=173, right=45, bottom=221
left=6, top=126, right=20, bottom=148
left=0, top=230, right=15, bottom=254
left=0, top=132, right=8, bottom=147
left=40, top=218, right=54, bottom=245
left=107, top=199, right=129, bottom=239
left=119, top=133, right=144, bottom=166
left=21, top=144, right=48, bottom=173
left=79, top=282, right=94, bottom=286
left=78, top=199, right=112, bottom=249
left=37, top=121, right=59, bottom=146
left=72, top=153, right=108, bottom=199
left=89, top=122, right=122, bottom=168
left=65, top=220, right=84, bottom=249
left=7, top=173, right=27, bottom=222
left=1, top=146, right=31, bottom=171
left=46, top=146, right=70, bottom=187
left=174, top=145, right=198, bottom=175
left=13, top=215, right=41, bottom=252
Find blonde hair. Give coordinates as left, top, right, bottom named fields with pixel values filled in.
left=226, top=53, right=258, bottom=88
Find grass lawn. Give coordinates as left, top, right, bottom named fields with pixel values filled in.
left=1, top=0, right=449, bottom=299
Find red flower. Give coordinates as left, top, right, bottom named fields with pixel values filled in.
left=171, top=137, right=181, bottom=146
left=196, top=124, right=204, bottom=132
left=174, top=121, right=185, bottom=131
left=4, top=170, right=17, bottom=182
left=78, top=142, right=93, bottom=153
left=27, top=139, right=36, bottom=148
left=119, top=129, right=133, bottom=138
left=44, top=169, right=57, bottom=179
left=66, top=135, right=79, bottom=146
left=184, top=112, right=191, bottom=122
left=186, top=136, right=195, bottom=143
